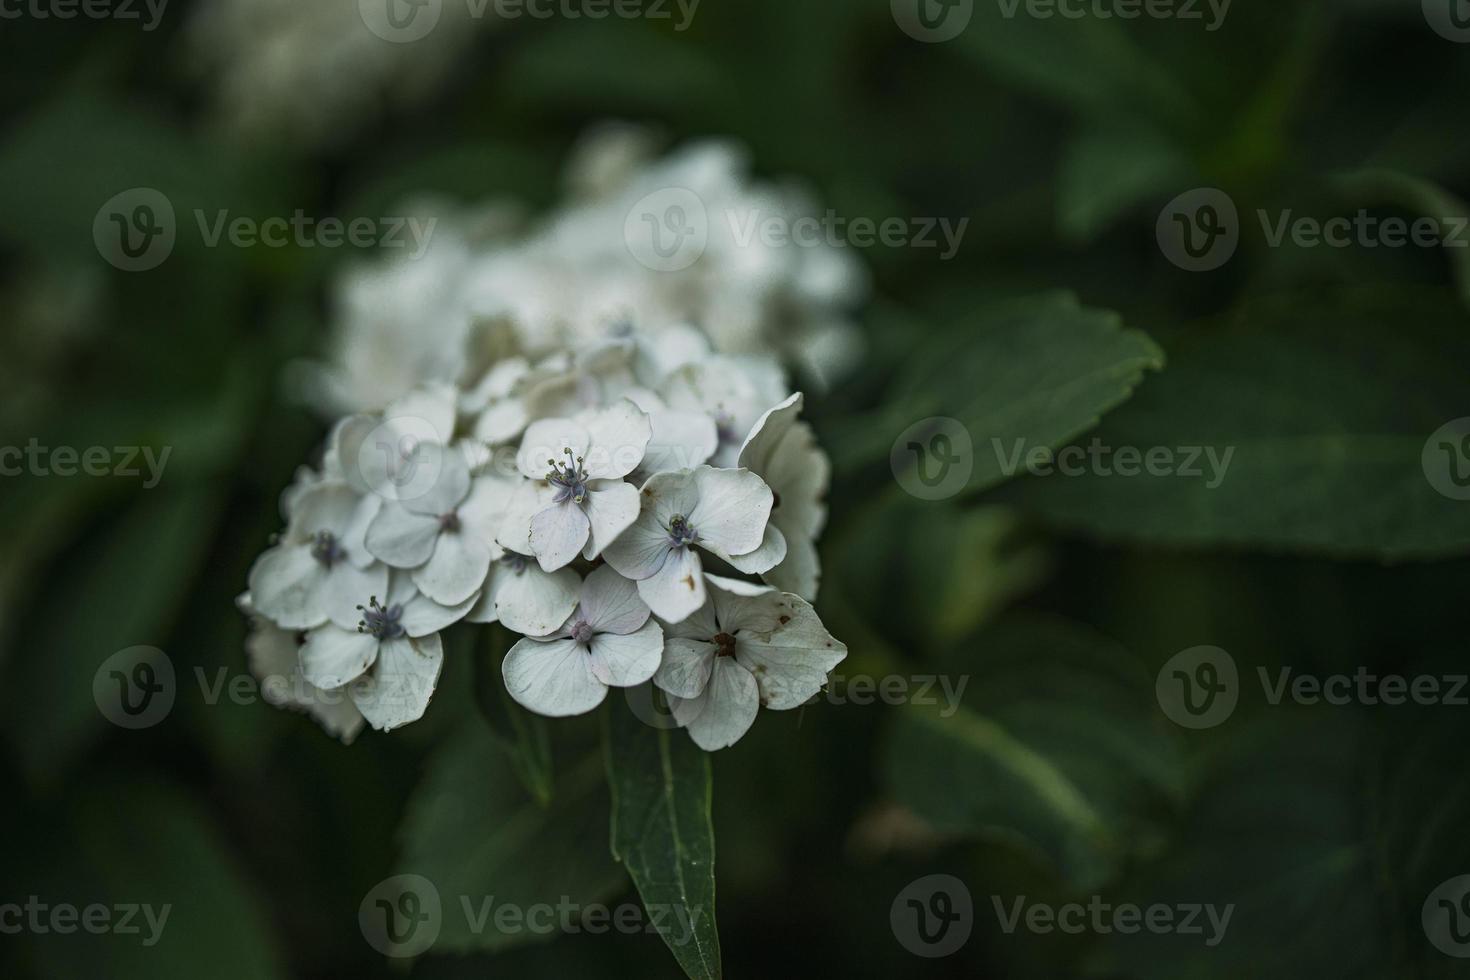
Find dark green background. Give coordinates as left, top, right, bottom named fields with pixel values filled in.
left=3, top=0, right=1470, bottom=976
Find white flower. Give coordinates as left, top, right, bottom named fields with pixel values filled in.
left=662, top=356, right=789, bottom=468
left=365, top=450, right=513, bottom=606
left=622, top=387, right=718, bottom=481
left=247, top=482, right=386, bottom=631
left=467, top=551, right=582, bottom=638
left=603, top=466, right=781, bottom=623
left=332, top=384, right=459, bottom=502
left=502, top=564, right=664, bottom=717
left=505, top=400, right=651, bottom=571
left=654, top=575, right=847, bottom=750
left=738, top=393, right=829, bottom=601
left=299, top=573, right=476, bottom=732
left=466, top=357, right=533, bottom=445
left=238, top=592, right=365, bottom=744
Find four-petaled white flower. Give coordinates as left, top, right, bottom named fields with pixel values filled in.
left=238, top=592, right=365, bottom=744
left=655, top=575, right=847, bottom=750
left=738, top=393, right=829, bottom=601
left=503, top=564, right=664, bottom=717
left=365, top=447, right=512, bottom=606
left=506, top=400, right=651, bottom=571
left=247, top=482, right=386, bottom=630
left=300, top=573, right=477, bottom=732
left=603, top=466, right=782, bottom=623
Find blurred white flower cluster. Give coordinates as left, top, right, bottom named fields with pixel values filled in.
left=240, top=129, right=858, bottom=750
left=185, top=0, right=491, bottom=149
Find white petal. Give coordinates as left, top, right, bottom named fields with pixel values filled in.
left=714, top=521, right=787, bottom=575
left=737, top=393, right=803, bottom=473
left=762, top=525, right=821, bottom=601
left=582, top=481, right=641, bottom=560
left=352, top=634, right=444, bottom=732
left=642, top=410, right=718, bottom=477
left=289, top=483, right=363, bottom=540
left=578, top=563, right=651, bottom=635
left=764, top=422, right=829, bottom=539
left=636, top=546, right=707, bottom=623
left=518, top=418, right=591, bottom=480
left=385, top=384, right=457, bottom=447
left=323, top=561, right=390, bottom=630
left=247, top=544, right=328, bottom=630
left=588, top=620, right=664, bottom=688
left=671, top=657, right=759, bottom=751
left=654, top=638, right=717, bottom=699
left=401, top=442, right=471, bottom=517
left=602, top=513, right=674, bottom=581
left=503, top=636, right=609, bottom=717
left=582, top=399, right=651, bottom=480
left=529, top=500, right=591, bottom=571
left=412, top=531, right=493, bottom=606
left=365, top=503, right=441, bottom=568
left=475, top=398, right=530, bottom=445
left=734, top=597, right=847, bottom=710
left=458, top=475, right=516, bottom=544
left=688, top=467, right=774, bottom=558
left=495, top=480, right=554, bottom=555
left=301, top=625, right=380, bottom=690
left=468, top=559, right=581, bottom=636
left=398, top=587, right=478, bottom=637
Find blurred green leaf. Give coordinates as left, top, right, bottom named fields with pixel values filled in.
left=605, top=697, right=722, bottom=980
left=396, top=723, right=625, bottom=954
left=883, top=615, right=1184, bottom=891
left=996, top=287, right=1470, bottom=559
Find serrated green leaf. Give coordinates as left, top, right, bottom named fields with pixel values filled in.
left=605, top=697, right=722, bottom=980
left=997, top=288, right=1470, bottom=559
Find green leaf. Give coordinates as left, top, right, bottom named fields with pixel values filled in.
left=1057, top=124, right=1191, bottom=243
left=886, top=293, right=1164, bottom=496
left=396, top=724, right=626, bottom=954
left=883, top=616, right=1184, bottom=891
left=1331, top=168, right=1470, bottom=310
left=995, top=288, right=1470, bottom=559
left=471, top=624, right=555, bottom=807
left=604, top=696, right=722, bottom=980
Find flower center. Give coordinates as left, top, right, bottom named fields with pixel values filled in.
left=356, top=596, right=405, bottom=640
left=546, top=447, right=590, bottom=505
left=713, top=408, right=740, bottom=448
left=501, top=553, right=529, bottom=575
left=571, top=620, right=595, bottom=645
left=439, top=511, right=461, bottom=533
left=668, top=514, right=699, bottom=547
left=714, top=632, right=738, bottom=657
left=310, top=530, right=347, bottom=568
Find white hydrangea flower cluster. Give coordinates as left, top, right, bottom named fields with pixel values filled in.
left=241, top=132, right=855, bottom=748
left=302, top=126, right=869, bottom=416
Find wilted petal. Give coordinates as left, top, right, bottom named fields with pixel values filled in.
left=735, top=597, right=847, bottom=710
